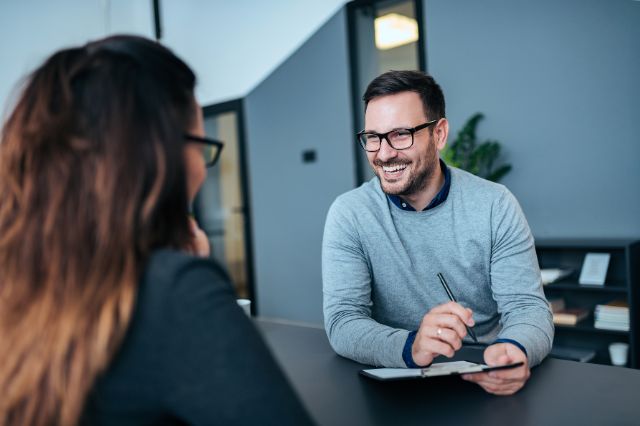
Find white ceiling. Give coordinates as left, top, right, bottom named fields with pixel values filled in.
left=161, top=1, right=348, bottom=105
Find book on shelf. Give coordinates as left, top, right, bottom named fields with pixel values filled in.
left=548, top=298, right=589, bottom=326
left=594, top=299, right=629, bottom=331
left=595, top=311, right=629, bottom=321
left=550, top=346, right=596, bottom=363
left=595, top=299, right=629, bottom=312
left=553, top=308, right=589, bottom=326
left=594, top=321, right=629, bottom=331
left=540, top=268, right=574, bottom=285
left=547, top=297, right=565, bottom=313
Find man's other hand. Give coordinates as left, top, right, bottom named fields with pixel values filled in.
left=461, top=342, right=530, bottom=395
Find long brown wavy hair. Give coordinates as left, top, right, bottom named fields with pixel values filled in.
left=0, top=35, right=197, bottom=425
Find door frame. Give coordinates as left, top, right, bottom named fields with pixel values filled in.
left=201, top=99, right=257, bottom=314
left=346, top=0, right=427, bottom=185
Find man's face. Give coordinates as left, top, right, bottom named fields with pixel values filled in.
left=364, top=91, right=444, bottom=197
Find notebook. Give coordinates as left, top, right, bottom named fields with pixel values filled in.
left=360, top=360, right=524, bottom=381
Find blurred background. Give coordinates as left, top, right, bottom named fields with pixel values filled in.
left=1, top=0, right=638, bottom=326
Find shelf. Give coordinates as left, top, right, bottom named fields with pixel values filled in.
left=535, top=238, right=637, bottom=249
left=554, top=320, right=629, bottom=336
left=543, top=282, right=627, bottom=293
left=536, top=238, right=639, bottom=369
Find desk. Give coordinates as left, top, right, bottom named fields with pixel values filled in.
left=257, top=319, right=640, bottom=426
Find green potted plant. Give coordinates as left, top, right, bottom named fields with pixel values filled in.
left=441, top=113, right=511, bottom=183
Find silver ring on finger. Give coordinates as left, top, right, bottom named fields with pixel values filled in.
left=437, top=328, right=443, bottom=337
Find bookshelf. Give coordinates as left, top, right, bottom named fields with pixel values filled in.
left=536, top=239, right=640, bottom=368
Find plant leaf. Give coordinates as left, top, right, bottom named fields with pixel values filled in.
left=487, top=165, right=512, bottom=183
left=446, top=113, right=511, bottom=182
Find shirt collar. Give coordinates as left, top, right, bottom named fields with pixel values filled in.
left=387, top=159, right=451, bottom=212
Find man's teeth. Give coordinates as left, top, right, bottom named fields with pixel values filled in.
left=382, top=164, right=407, bottom=173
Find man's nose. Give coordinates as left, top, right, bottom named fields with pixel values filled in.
left=376, top=138, right=398, bottom=162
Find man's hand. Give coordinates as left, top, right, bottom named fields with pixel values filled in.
left=462, top=342, right=530, bottom=395
left=188, top=217, right=210, bottom=258
left=411, top=301, right=475, bottom=366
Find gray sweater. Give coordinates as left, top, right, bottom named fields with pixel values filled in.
left=322, top=167, right=553, bottom=368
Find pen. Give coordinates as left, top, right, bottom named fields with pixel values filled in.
left=436, top=272, right=479, bottom=344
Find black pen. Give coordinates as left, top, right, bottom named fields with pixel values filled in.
left=437, top=272, right=479, bottom=344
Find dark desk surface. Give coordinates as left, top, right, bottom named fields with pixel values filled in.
left=257, top=319, right=640, bottom=426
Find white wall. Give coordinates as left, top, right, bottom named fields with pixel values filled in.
left=0, top=0, right=153, bottom=117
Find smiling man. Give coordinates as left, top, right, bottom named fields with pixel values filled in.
left=322, top=70, right=553, bottom=395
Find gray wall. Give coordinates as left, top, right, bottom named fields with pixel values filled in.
left=424, top=0, right=640, bottom=238
left=243, top=0, right=640, bottom=322
left=244, top=8, right=355, bottom=323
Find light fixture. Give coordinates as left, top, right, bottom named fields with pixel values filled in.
left=374, top=13, right=419, bottom=50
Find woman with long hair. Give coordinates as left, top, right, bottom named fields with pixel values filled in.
left=0, top=35, right=312, bottom=425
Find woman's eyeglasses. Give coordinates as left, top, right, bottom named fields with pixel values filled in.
left=184, top=134, right=224, bottom=167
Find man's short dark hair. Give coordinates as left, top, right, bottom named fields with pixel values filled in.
left=363, top=70, right=446, bottom=120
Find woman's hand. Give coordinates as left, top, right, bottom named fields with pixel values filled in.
left=188, top=217, right=210, bottom=258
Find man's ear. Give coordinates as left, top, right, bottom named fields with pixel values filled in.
left=435, top=118, right=449, bottom=150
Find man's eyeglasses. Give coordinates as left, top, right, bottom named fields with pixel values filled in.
left=356, top=119, right=439, bottom=152
left=184, top=134, right=224, bottom=167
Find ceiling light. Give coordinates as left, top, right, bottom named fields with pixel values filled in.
left=374, top=13, right=419, bottom=50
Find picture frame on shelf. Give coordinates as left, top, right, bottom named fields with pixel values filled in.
left=578, top=252, right=611, bottom=286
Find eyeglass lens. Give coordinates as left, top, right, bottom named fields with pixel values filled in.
left=202, top=145, right=219, bottom=166
left=359, top=129, right=413, bottom=151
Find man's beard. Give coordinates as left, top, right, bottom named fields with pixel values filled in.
left=374, top=143, right=439, bottom=198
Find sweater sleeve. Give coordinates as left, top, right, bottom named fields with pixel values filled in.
left=489, top=189, right=554, bottom=366
left=322, top=198, right=409, bottom=367
left=162, top=260, right=314, bottom=425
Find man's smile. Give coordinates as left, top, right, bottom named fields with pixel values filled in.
left=378, top=162, right=409, bottom=180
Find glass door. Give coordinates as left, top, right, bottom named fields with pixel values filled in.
left=193, top=100, right=254, bottom=303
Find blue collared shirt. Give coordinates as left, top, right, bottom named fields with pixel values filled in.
left=387, top=159, right=451, bottom=212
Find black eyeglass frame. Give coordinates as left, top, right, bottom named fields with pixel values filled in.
left=184, top=133, right=224, bottom=167
left=356, top=119, right=439, bottom=152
